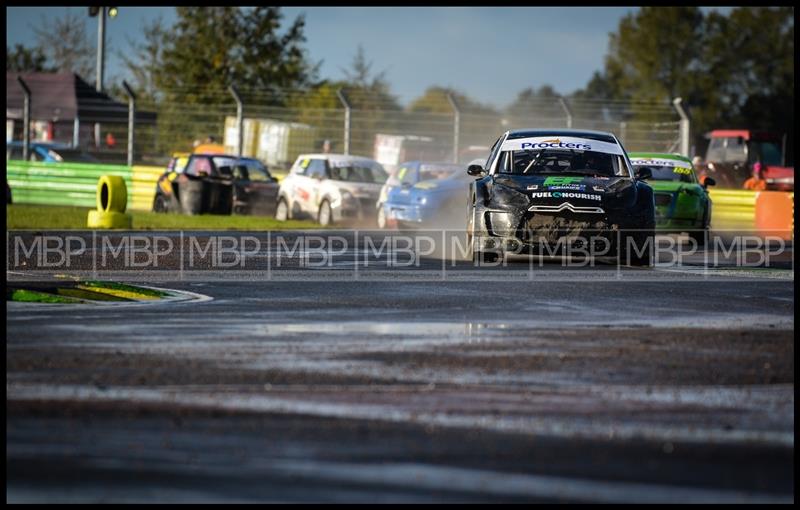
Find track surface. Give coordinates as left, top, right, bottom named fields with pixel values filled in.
left=6, top=232, right=795, bottom=503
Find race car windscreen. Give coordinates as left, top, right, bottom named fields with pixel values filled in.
left=496, top=149, right=626, bottom=177
left=330, top=163, right=388, bottom=184
left=418, top=163, right=463, bottom=181
left=634, top=164, right=696, bottom=183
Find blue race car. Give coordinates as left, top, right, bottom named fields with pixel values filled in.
left=6, top=141, right=99, bottom=163
left=379, top=160, right=475, bottom=229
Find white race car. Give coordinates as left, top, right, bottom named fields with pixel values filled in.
left=276, top=153, right=388, bottom=226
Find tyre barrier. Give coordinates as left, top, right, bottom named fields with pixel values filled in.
left=708, top=189, right=794, bottom=240
left=97, top=175, right=128, bottom=213
left=6, top=160, right=163, bottom=211
left=86, top=209, right=132, bottom=229
left=87, top=175, right=133, bottom=228
left=755, top=191, right=794, bottom=240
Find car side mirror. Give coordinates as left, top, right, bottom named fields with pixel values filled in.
left=635, top=167, right=652, bottom=180
left=467, top=164, right=485, bottom=177
left=703, top=176, right=716, bottom=188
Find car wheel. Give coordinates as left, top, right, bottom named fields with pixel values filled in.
left=275, top=198, right=289, bottom=221
left=153, top=194, right=169, bottom=213
left=318, top=199, right=333, bottom=227
left=473, top=250, right=500, bottom=264
left=377, top=206, right=386, bottom=229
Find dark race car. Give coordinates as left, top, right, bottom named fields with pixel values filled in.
left=467, top=129, right=655, bottom=266
left=153, top=153, right=280, bottom=216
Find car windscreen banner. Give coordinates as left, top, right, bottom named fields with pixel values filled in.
left=630, top=158, right=692, bottom=169
left=500, top=136, right=624, bottom=155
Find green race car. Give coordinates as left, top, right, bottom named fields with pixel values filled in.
left=629, top=152, right=715, bottom=244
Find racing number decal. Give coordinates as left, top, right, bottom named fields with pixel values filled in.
left=673, top=167, right=692, bottom=175
left=300, top=158, right=310, bottom=169
left=297, top=187, right=310, bottom=201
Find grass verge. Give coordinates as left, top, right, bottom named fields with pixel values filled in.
left=7, top=204, right=320, bottom=230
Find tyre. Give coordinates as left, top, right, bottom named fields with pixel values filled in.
left=152, top=194, right=169, bottom=213
left=180, top=180, right=205, bottom=215
left=473, top=250, right=500, bottom=264
left=275, top=198, right=289, bottom=221
left=318, top=199, right=333, bottom=227
left=87, top=210, right=132, bottom=229
left=97, top=175, right=128, bottom=213
left=377, top=205, right=387, bottom=229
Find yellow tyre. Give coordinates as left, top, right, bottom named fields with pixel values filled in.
left=97, top=175, right=128, bottom=213
left=87, top=210, right=132, bottom=229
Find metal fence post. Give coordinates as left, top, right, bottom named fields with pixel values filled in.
left=122, top=81, right=136, bottom=166
left=16, top=76, right=31, bottom=161
left=95, top=6, right=106, bottom=149
left=446, top=92, right=460, bottom=164
left=73, top=118, right=80, bottom=148
left=558, top=96, right=573, bottom=129
left=336, top=88, right=351, bottom=155
left=228, top=85, right=243, bottom=157
left=672, top=97, right=690, bottom=157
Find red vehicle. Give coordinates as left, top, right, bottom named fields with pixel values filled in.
left=700, top=130, right=793, bottom=191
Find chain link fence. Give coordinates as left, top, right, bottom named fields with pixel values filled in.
left=22, top=85, right=686, bottom=170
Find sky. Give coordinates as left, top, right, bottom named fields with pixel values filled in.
left=6, top=6, right=732, bottom=109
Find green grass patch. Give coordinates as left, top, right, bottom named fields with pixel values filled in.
left=7, top=204, right=320, bottom=230
left=9, top=289, right=81, bottom=304
left=81, top=280, right=169, bottom=298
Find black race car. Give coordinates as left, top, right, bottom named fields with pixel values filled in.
left=153, top=153, right=280, bottom=216
left=466, top=129, right=655, bottom=266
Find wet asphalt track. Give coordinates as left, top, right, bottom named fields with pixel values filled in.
left=6, top=231, right=795, bottom=503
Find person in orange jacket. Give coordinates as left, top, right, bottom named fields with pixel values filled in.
left=743, top=162, right=767, bottom=191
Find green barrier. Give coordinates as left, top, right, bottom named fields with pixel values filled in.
left=708, top=189, right=758, bottom=232
left=6, top=161, right=166, bottom=212
left=7, top=160, right=132, bottom=208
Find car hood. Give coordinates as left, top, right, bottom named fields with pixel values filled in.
left=490, top=174, right=639, bottom=211
left=386, top=178, right=470, bottom=206
left=647, top=180, right=705, bottom=195
left=493, top=174, right=631, bottom=195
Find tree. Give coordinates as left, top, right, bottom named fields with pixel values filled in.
left=33, top=10, right=96, bottom=80
left=700, top=8, right=794, bottom=132
left=118, top=19, right=167, bottom=102
left=6, top=44, right=53, bottom=72
left=287, top=45, right=403, bottom=155
left=131, top=6, right=320, bottom=153
left=581, top=6, right=793, bottom=160
left=407, top=86, right=501, bottom=150
left=505, top=85, right=564, bottom=125
left=155, top=7, right=318, bottom=103
left=408, top=86, right=497, bottom=116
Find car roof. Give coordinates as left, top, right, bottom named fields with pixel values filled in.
left=399, top=161, right=461, bottom=167
left=297, top=153, right=378, bottom=163
left=506, top=129, right=618, bottom=144
left=628, top=152, right=692, bottom=164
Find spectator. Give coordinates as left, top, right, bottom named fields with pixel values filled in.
left=743, top=162, right=767, bottom=191
left=105, top=132, right=116, bottom=149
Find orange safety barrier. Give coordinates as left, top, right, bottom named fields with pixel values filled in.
left=755, top=191, right=794, bottom=240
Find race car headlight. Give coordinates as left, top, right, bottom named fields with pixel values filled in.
left=416, top=195, right=428, bottom=205
left=489, top=182, right=528, bottom=210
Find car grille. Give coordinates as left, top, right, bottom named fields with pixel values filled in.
left=654, top=193, right=673, bottom=207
